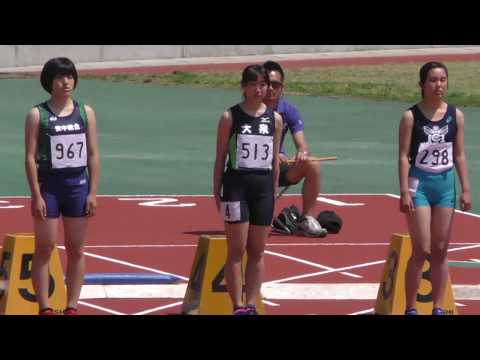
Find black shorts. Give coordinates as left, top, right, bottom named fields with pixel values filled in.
left=278, top=164, right=301, bottom=187
left=221, top=168, right=274, bottom=226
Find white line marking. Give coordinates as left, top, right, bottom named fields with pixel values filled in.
left=265, top=250, right=362, bottom=278
left=55, top=242, right=480, bottom=249
left=132, top=301, right=183, bottom=315
left=448, top=244, right=480, bottom=253
left=264, top=260, right=386, bottom=284
left=470, top=259, right=480, bottom=263
left=316, top=196, right=364, bottom=206
left=57, top=246, right=190, bottom=281
left=118, top=198, right=196, bottom=207
left=77, top=300, right=126, bottom=315
left=262, top=300, right=280, bottom=306
left=348, top=308, right=375, bottom=315
left=79, top=283, right=480, bottom=301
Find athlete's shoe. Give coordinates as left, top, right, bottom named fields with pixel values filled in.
left=64, top=307, right=78, bottom=315
left=432, top=307, right=444, bottom=315
left=296, top=216, right=328, bottom=237
left=245, top=304, right=258, bottom=315
left=233, top=306, right=251, bottom=315
left=38, top=307, right=57, bottom=315
left=404, top=308, right=418, bottom=315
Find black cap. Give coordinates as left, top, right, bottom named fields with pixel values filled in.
left=317, top=211, right=343, bottom=234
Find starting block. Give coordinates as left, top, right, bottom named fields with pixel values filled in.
left=182, top=235, right=265, bottom=315
left=0, top=233, right=67, bottom=315
left=374, top=233, right=457, bottom=315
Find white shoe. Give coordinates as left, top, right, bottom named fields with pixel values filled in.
left=296, top=216, right=328, bottom=237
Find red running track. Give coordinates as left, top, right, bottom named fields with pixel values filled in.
left=1, top=194, right=479, bottom=315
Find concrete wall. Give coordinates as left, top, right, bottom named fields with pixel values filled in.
left=0, top=45, right=472, bottom=68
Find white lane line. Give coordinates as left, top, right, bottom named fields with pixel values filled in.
left=80, top=283, right=480, bottom=301
left=132, top=301, right=183, bottom=315
left=316, top=197, right=364, bottom=206
left=262, top=300, right=280, bottom=306
left=57, top=246, right=190, bottom=281
left=348, top=308, right=375, bottom=315
left=265, top=250, right=362, bottom=279
left=264, top=260, right=386, bottom=284
left=448, top=244, right=480, bottom=253
left=77, top=300, right=126, bottom=315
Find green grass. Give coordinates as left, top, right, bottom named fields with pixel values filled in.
left=7, top=61, right=480, bottom=106
left=75, top=61, right=480, bottom=107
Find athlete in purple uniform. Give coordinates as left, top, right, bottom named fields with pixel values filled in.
left=263, top=60, right=325, bottom=236
left=24, top=57, right=100, bottom=315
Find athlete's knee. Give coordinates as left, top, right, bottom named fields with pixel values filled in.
left=305, top=161, right=320, bottom=180
left=65, top=245, right=84, bottom=261
left=226, top=250, right=244, bottom=264
left=410, top=247, right=430, bottom=263
left=431, top=244, right=448, bottom=262
left=34, top=242, right=55, bottom=259
left=246, top=248, right=264, bottom=263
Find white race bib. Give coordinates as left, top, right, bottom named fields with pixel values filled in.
left=221, top=201, right=241, bottom=222
left=415, top=142, right=453, bottom=173
left=50, top=133, right=87, bottom=169
left=236, top=134, right=273, bottom=170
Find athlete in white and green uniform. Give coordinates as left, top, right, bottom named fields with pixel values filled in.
left=221, top=104, right=276, bottom=226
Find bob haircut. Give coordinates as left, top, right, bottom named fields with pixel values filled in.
left=241, top=64, right=270, bottom=86
left=40, top=57, right=78, bottom=94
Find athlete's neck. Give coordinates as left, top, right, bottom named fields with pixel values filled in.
left=419, top=98, right=446, bottom=112
left=240, top=100, right=266, bottom=117
left=48, top=97, right=74, bottom=116
left=263, top=98, right=279, bottom=111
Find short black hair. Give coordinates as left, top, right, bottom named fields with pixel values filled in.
left=40, top=57, right=78, bottom=93
left=263, top=60, right=285, bottom=82
left=241, top=64, right=269, bottom=85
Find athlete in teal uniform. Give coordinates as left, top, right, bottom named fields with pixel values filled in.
left=398, top=61, right=471, bottom=315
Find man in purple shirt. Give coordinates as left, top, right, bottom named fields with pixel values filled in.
left=263, top=60, right=325, bottom=236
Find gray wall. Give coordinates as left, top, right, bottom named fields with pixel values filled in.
left=0, top=45, right=473, bottom=68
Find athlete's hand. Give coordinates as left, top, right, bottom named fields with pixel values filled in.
left=86, top=194, right=97, bottom=217
left=278, top=153, right=289, bottom=165
left=399, top=192, right=415, bottom=216
left=31, top=195, right=47, bottom=221
left=460, top=191, right=472, bottom=212
left=295, top=150, right=309, bottom=162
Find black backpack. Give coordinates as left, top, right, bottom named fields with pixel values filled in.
left=272, top=205, right=302, bottom=235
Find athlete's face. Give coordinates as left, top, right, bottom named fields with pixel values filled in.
left=243, top=75, right=269, bottom=100
left=51, top=74, right=75, bottom=97
left=265, top=70, right=283, bottom=102
left=421, top=67, right=448, bottom=99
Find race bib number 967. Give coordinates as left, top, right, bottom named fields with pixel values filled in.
left=50, top=133, right=87, bottom=169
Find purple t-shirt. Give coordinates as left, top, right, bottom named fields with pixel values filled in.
left=274, top=98, right=305, bottom=154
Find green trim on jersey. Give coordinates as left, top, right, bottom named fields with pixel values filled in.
left=36, top=105, right=51, bottom=165
left=77, top=101, right=89, bottom=129
left=228, top=133, right=237, bottom=169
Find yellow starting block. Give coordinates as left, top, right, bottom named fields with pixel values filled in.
left=374, top=233, right=457, bottom=315
left=182, top=235, right=265, bottom=315
left=0, top=233, right=67, bottom=315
